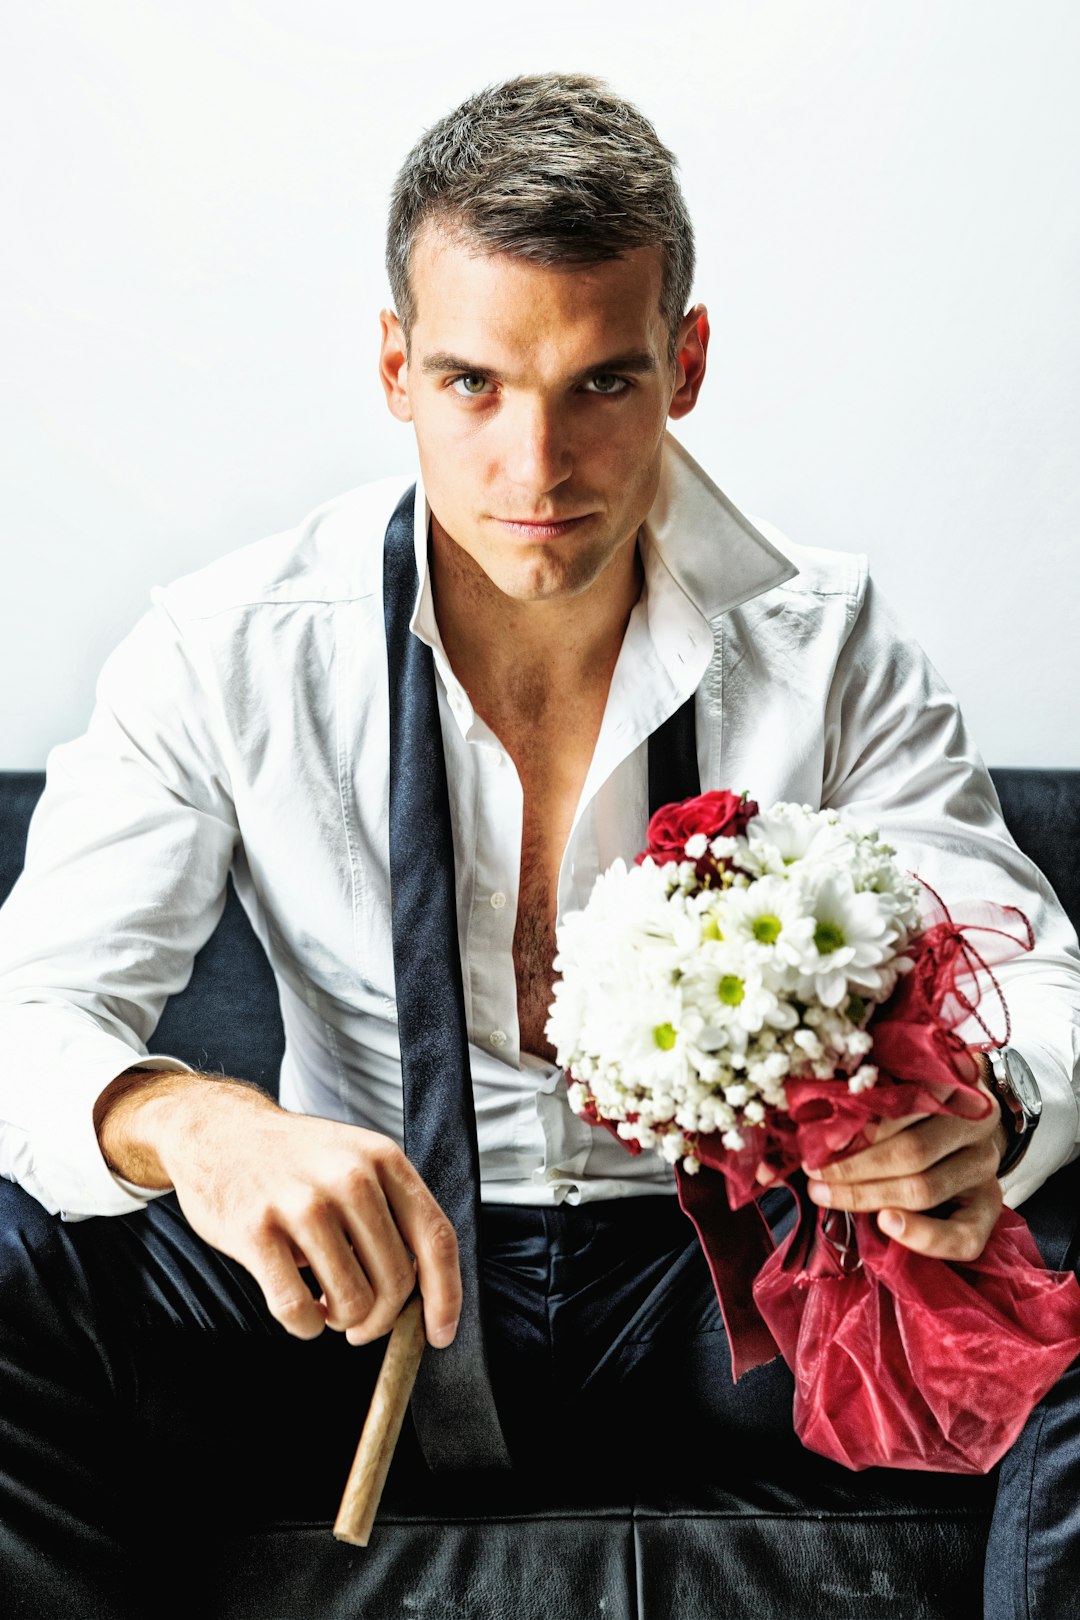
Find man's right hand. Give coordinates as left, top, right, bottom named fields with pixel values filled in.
left=93, top=1070, right=461, bottom=1348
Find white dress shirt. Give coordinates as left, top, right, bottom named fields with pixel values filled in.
left=1, top=434, right=1078, bottom=1220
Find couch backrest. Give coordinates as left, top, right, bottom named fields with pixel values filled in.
left=2, top=768, right=1078, bottom=1093
left=0, top=771, right=284, bottom=1090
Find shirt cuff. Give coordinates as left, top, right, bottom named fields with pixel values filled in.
left=0, top=1001, right=196, bottom=1220
left=70, top=1050, right=196, bottom=1219
left=999, top=1036, right=1080, bottom=1210
left=100, top=1054, right=197, bottom=1210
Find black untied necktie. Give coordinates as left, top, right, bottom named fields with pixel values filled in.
left=382, top=486, right=701, bottom=1472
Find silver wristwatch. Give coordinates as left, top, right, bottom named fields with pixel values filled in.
left=987, top=1048, right=1042, bottom=1178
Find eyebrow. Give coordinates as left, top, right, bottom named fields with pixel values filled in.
left=418, top=349, right=659, bottom=383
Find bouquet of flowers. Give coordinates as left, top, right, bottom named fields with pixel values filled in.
left=546, top=790, right=1080, bottom=1473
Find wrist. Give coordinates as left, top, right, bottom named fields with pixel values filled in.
left=974, top=1055, right=1009, bottom=1171
left=94, top=1068, right=276, bottom=1188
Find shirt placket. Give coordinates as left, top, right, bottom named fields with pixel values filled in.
left=465, top=728, right=524, bottom=1068
left=532, top=597, right=712, bottom=1200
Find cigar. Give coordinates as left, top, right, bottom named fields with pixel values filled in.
left=333, top=1291, right=426, bottom=1546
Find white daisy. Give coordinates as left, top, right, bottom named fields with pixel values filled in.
left=789, top=868, right=905, bottom=1007
left=736, top=802, right=850, bottom=878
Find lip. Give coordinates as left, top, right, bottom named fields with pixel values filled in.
left=493, top=514, right=591, bottom=540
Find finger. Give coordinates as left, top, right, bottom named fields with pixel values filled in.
left=336, top=1191, right=418, bottom=1344
left=802, top=1112, right=927, bottom=1179
left=807, top=1112, right=995, bottom=1187
left=807, top=1137, right=1002, bottom=1214
left=374, top=1144, right=462, bottom=1349
left=280, top=1160, right=420, bottom=1344
left=876, top=1178, right=1003, bottom=1261
left=290, top=1211, right=380, bottom=1337
left=242, top=1225, right=329, bottom=1340
left=861, top=1111, right=927, bottom=1148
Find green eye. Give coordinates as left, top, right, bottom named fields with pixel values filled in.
left=453, top=375, right=489, bottom=395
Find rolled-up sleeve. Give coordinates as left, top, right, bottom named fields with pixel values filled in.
left=821, top=573, right=1080, bottom=1206
left=0, top=591, right=238, bottom=1218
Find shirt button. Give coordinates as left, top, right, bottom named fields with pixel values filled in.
left=490, top=891, right=507, bottom=909
left=490, top=1029, right=507, bottom=1047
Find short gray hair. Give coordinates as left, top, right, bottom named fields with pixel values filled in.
left=386, top=73, right=695, bottom=365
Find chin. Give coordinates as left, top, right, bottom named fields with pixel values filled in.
left=496, top=556, right=601, bottom=603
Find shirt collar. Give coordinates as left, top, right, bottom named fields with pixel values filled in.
left=409, top=482, right=478, bottom=734
left=642, top=431, right=797, bottom=619
left=408, top=432, right=797, bottom=738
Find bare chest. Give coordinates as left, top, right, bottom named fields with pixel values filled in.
left=498, top=722, right=597, bottom=1063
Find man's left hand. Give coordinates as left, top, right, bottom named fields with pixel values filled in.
left=802, top=1057, right=1009, bottom=1261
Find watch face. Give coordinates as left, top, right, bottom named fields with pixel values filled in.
left=1004, top=1051, right=1043, bottom=1120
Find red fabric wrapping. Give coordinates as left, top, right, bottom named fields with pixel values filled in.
left=674, top=887, right=1080, bottom=1473
left=753, top=1200, right=1080, bottom=1473
left=675, top=1163, right=780, bottom=1379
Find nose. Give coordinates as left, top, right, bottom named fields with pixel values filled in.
left=502, top=396, right=573, bottom=496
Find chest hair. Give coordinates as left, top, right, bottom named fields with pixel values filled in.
left=513, top=806, right=562, bottom=1061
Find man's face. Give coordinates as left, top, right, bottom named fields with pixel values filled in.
left=379, top=225, right=707, bottom=605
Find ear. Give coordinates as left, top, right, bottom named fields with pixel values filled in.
left=379, top=309, right=413, bottom=423
left=667, top=304, right=710, bottom=420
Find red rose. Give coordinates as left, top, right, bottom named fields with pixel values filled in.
left=637, top=790, right=759, bottom=867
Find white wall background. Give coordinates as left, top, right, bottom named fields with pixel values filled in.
left=2, top=0, right=1078, bottom=769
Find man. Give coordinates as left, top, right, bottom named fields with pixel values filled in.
left=1, top=72, right=1078, bottom=1617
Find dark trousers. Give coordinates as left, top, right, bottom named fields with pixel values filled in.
left=982, top=1159, right=1080, bottom=1619
left=1, top=1171, right=1079, bottom=1619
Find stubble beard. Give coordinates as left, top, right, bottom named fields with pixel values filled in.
left=490, top=521, right=642, bottom=608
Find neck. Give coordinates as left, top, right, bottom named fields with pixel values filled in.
left=429, top=520, right=644, bottom=717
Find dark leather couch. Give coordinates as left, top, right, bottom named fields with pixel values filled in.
left=2, top=767, right=1078, bottom=1620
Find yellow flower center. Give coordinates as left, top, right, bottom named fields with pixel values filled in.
left=814, top=920, right=846, bottom=955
